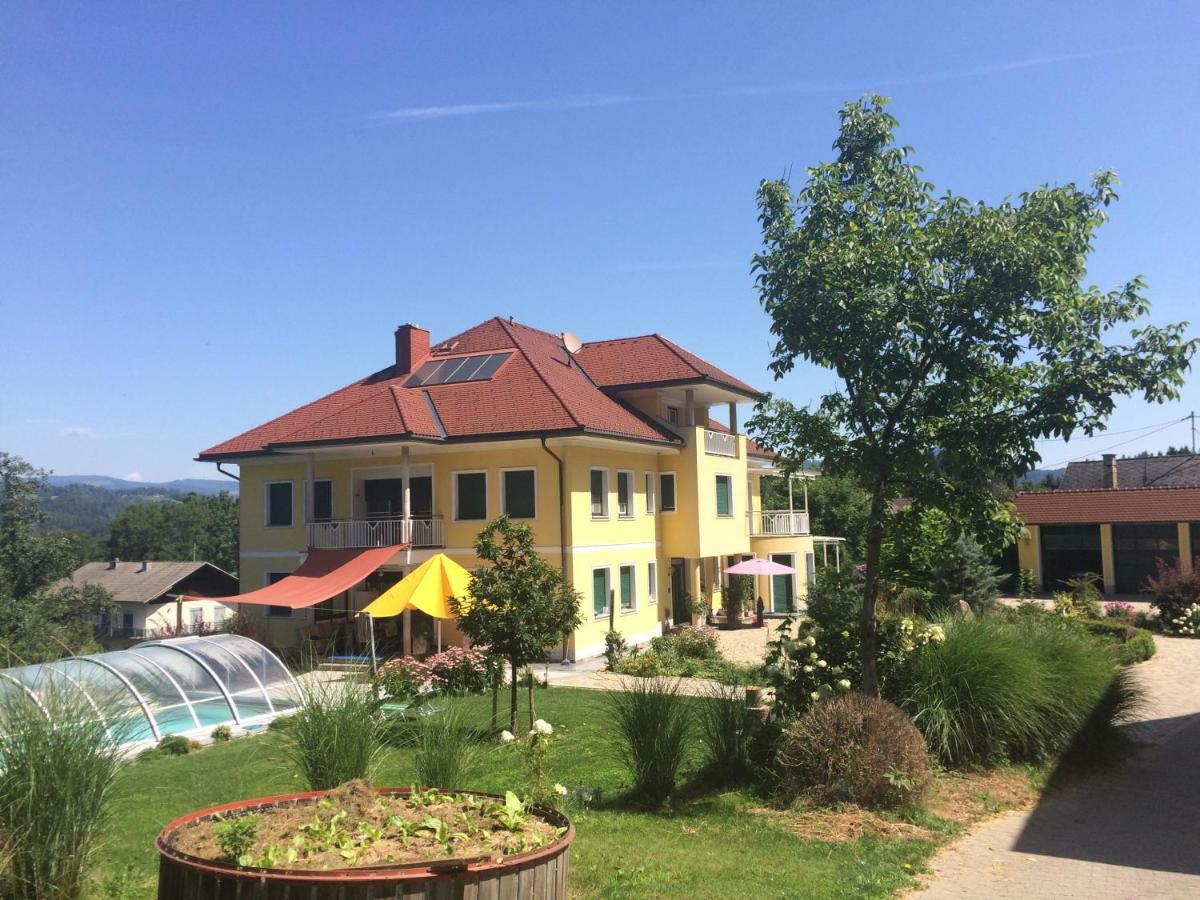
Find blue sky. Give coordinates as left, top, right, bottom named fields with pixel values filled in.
left=2, top=2, right=1198, bottom=482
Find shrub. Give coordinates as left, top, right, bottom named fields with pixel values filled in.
left=894, top=614, right=1140, bottom=765
left=424, top=646, right=491, bottom=695
left=697, top=680, right=753, bottom=779
left=0, top=680, right=127, bottom=900
left=1104, top=600, right=1135, bottom=620
left=1144, top=558, right=1200, bottom=623
left=671, top=625, right=719, bottom=660
left=723, top=575, right=753, bottom=621
left=378, top=656, right=439, bottom=704
left=607, top=676, right=692, bottom=804
left=1163, top=602, right=1200, bottom=637
left=1017, top=567, right=1037, bottom=599
left=210, top=724, right=233, bottom=743
left=1078, top=618, right=1157, bottom=665
left=804, top=566, right=862, bottom=628
left=614, top=652, right=666, bottom=678
left=285, top=678, right=383, bottom=790
left=776, top=693, right=929, bottom=809
left=157, top=735, right=191, bottom=755
left=1062, top=573, right=1103, bottom=618
left=603, top=630, right=628, bottom=670
left=405, top=700, right=481, bottom=789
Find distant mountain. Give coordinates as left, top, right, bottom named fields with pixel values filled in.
left=46, top=475, right=238, bottom=496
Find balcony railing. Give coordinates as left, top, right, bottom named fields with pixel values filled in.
left=703, top=428, right=738, bottom=457
left=306, top=516, right=444, bottom=550
left=748, top=510, right=810, bottom=536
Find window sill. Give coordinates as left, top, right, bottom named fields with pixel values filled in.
left=591, top=515, right=610, bottom=522
left=620, top=608, right=637, bottom=616
left=618, top=515, right=636, bottom=521
left=593, top=612, right=611, bottom=621
left=264, top=524, right=294, bottom=529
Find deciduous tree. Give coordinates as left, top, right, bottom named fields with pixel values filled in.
left=748, top=96, right=1195, bottom=694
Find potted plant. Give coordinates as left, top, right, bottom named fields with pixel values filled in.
left=720, top=575, right=753, bottom=630
left=689, top=593, right=711, bottom=627
left=155, top=781, right=574, bottom=899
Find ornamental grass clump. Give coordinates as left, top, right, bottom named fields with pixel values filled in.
left=286, top=678, right=383, bottom=790
left=0, top=680, right=129, bottom=900
left=696, top=680, right=753, bottom=780
left=895, top=614, right=1142, bottom=766
left=406, top=700, right=482, bottom=789
left=607, top=676, right=692, bottom=804
left=775, top=693, right=930, bottom=809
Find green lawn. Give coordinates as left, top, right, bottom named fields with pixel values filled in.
left=93, top=687, right=935, bottom=899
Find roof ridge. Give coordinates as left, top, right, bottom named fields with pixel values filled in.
left=580, top=332, right=660, bottom=347
left=388, top=384, right=410, bottom=433
left=496, top=318, right=584, bottom=430
left=270, top=378, right=401, bottom=445
left=1016, top=484, right=1200, bottom=496
left=653, top=333, right=703, bottom=377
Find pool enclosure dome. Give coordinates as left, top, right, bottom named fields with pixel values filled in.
left=0, top=633, right=300, bottom=751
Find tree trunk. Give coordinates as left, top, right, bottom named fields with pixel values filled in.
left=509, top=658, right=519, bottom=733
left=527, top=667, right=536, bottom=730
left=859, top=487, right=888, bottom=697
left=490, top=668, right=499, bottom=732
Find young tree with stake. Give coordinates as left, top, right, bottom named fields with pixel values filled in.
left=748, top=95, right=1195, bottom=695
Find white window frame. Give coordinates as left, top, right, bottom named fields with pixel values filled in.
left=264, top=481, right=294, bottom=528
left=452, top=470, right=489, bottom=522
left=592, top=565, right=612, bottom=619
left=618, top=562, right=637, bottom=613
left=616, top=469, right=635, bottom=520
left=659, top=472, right=678, bottom=513
left=264, top=572, right=294, bottom=618
left=590, top=467, right=610, bottom=520
left=214, top=606, right=228, bottom=626
left=500, top=467, right=537, bottom=519
left=305, top=478, right=334, bottom=523
left=715, top=473, right=735, bottom=518
left=647, top=561, right=658, bottom=604
left=644, top=472, right=657, bottom=515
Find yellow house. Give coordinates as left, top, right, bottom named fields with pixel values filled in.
left=196, top=317, right=834, bottom=660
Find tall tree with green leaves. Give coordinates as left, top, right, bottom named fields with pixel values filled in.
left=0, top=453, right=114, bottom=664
left=451, top=517, right=582, bottom=732
left=107, top=491, right=238, bottom=573
left=747, top=96, right=1195, bottom=694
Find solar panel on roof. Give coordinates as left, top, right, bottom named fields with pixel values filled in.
left=403, top=352, right=512, bottom=388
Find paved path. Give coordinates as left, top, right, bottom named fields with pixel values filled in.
left=918, top=636, right=1200, bottom=899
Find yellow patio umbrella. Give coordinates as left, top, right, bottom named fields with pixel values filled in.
left=361, top=553, right=473, bottom=620
left=358, top=554, right=473, bottom=672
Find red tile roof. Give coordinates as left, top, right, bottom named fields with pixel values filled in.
left=574, top=334, right=762, bottom=398
left=199, top=317, right=731, bottom=460
left=1014, top=486, right=1200, bottom=525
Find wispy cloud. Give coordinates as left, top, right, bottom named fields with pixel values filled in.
left=59, top=426, right=97, bottom=439
left=123, top=471, right=144, bottom=482
left=370, top=93, right=641, bottom=122
left=369, top=48, right=1130, bottom=125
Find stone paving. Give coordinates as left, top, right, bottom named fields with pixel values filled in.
left=917, top=636, right=1200, bottom=899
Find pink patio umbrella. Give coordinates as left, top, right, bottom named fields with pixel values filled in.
left=724, top=556, right=796, bottom=576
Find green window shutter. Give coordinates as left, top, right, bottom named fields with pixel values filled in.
left=620, top=566, right=634, bottom=609
left=503, top=470, right=535, bottom=518
left=715, top=476, right=731, bottom=517
left=593, top=570, right=608, bottom=616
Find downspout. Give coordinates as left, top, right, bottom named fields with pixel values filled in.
left=540, top=437, right=572, bottom=663
left=216, top=462, right=240, bottom=482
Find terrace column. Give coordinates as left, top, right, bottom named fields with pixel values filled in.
left=728, top=402, right=738, bottom=436
left=1179, top=523, right=1192, bottom=574
left=402, top=446, right=411, bottom=564
left=305, top=454, right=315, bottom=525
left=1100, top=524, right=1116, bottom=595
left=685, top=389, right=696, bottom=427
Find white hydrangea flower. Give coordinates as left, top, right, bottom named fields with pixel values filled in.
left=499, top=730, right=515, bottom=744
left=816, top=659, right=827, bottom=668
left=837, top=679, right=851, bottom=691
left=554, top=783, right=568, bottom=797
left=803, top=665, right=814, bottom=673
left=805, top=635, right=817, bottom=647
left=533, top=719, right=554, bottom=735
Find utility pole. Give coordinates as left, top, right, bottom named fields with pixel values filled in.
left=1192, top=410, right=1196, bottom=454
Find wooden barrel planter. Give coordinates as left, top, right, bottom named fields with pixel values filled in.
left=155, top=786, right=574, bottom=899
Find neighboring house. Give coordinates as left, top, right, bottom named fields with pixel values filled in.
left=196, top=317, right=839, bottom=659
left=72, top=559, right=239, bottom=646
left=1014, top=453, right=1200, bottom=594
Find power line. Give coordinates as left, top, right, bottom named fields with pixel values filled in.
left=1043, top=418, right=1185, bottom=468
left=1033, top=416, right=1187, bottom=444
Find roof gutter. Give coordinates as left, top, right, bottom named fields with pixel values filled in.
left=541, top=437, right=572, bottom=664
left=215, top=462, right=239, bottom=482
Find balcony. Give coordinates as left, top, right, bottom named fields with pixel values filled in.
left=748, top=510, right=810, bottom=537
left=306, top=517, right=445, bottom=550
left=703, top=428, right=738, bottom=457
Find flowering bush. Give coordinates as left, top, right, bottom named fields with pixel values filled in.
left=424, top=646, right=490, bottom=695
left=499, top=718, right=558, bottom=805
left=378, top=656, right=440, bottom=704
left=1104, top=600, right=1135, bottom=621
left=764, top=615, right=944, bottom=716
left=666, top=625, right=719, bottom=660
left=1163, top=603, right=1200, bottom=637
left=1145, top=558, right=1200, bottom=625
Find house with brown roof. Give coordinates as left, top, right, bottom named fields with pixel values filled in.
left=1014, top=452, right=1200, bottom=594
left=70, top=559, right=239, bottom=645
left=196, top=317, right=838, bottom=658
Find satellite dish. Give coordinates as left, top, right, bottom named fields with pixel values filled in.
left=562, top=331, right=583, bottom=355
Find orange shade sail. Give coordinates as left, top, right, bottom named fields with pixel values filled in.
left=184, top=545, right=405, bottom=609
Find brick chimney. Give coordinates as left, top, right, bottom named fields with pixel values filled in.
left=394, top=324, right=430, bottom=376
left=1102, top=453, right=1118, bottom=488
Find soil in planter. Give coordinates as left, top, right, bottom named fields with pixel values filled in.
left=170, top=780, right=562, bottom=871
